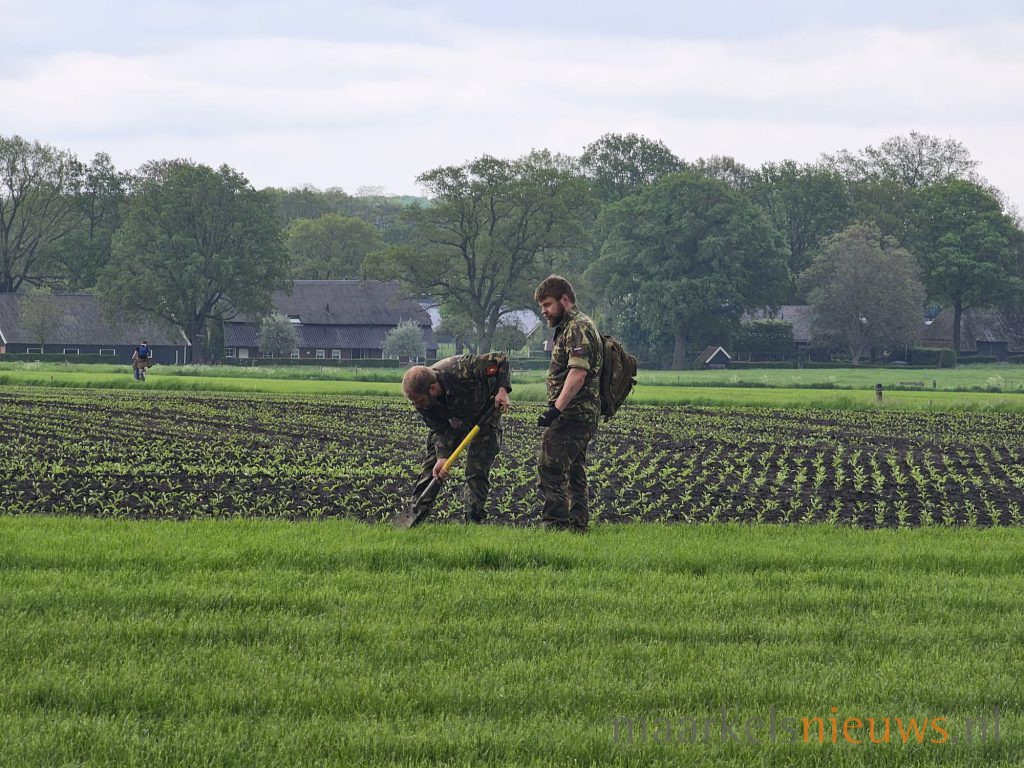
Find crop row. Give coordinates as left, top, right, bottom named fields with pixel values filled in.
left=1, top=388, right=1022, bottom=527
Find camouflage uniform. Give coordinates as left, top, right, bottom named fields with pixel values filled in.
left=539, top=306, right=603, bottom=531
left=410, top=352, right=511, bottom=522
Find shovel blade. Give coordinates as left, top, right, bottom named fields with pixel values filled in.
left=391, top=506, right=427, bottom=529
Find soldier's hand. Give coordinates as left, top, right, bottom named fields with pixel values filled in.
left=537, top=405, right=561, bottom=428
left=432, top=459, right=449, bottom=481
left=495, top=388, right=510, bottom=413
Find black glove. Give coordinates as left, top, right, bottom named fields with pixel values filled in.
left=537, top=405, right=561, bottom=428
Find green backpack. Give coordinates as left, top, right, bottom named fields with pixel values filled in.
left=599, top=335, right=638, bottom=421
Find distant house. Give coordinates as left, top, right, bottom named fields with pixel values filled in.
left=223, top=280, right=437, bottom=360
left=696, top=345, right=731, bottom=369
left=0, top=293, right=190, bottom=364
left=920, top=308, right=1024, bottom=360
left=742, top=305, right=813, bottom=346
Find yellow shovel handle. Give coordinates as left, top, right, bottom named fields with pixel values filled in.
left=441, top=424, right=480, bottom=473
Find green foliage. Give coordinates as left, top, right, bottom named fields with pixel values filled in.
left=0, top=353, right=115, bottom=364
left=579, top=132, right=683, bottom=203
left=100, top=160, right=289, bottom=362
left=40, top=152, right=128, bottom=290
left=225, top=357, right=401, bottom=368
left=824, top=131, right=981, bottom=189
left=258, top=313, right=298, bottom=358
left=491, top=321, right=527, bottom=353
left=590, top=171, right=790, bottom=369
left=802, top=222, right=926, bottom=364
left=0, top=134, right=84, bottom=293
left=745, top=160, right=852, bottom=285
left=285, top=213, right=381, bottom=280
left=732, top=320, right=795, bottom=360
left=907, top=347, right=957, bottom=367
left=382, top=320, right=426, bottom=360
left=908, top=180, right=1023, bottom=356
left=365, top=151, right=594, bottom=352
left=436, top=302, right=476, bottom=351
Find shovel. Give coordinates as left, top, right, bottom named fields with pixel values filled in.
left=392, top=396, right=497, bottom=529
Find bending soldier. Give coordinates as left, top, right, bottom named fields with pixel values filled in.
left=402, top=353, right=511, bottom=523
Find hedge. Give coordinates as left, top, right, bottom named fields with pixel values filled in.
left=223, top=357, right=403, bottom=368
left=0, top=353, right=119, bottom=364
left=906, top=347, right=957, bottom=368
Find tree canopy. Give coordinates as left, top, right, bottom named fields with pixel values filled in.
left=0, top=135, right=84, bottom=293
left=589, top=171, right=790, bottom=369
left=907, top=180, right=1022, bottom=356
left=101, top=160, right=288, bottom=363
left=286, top=213, right=381, bottom=280
left=802, top=222, right=925, bottom=364
left=365, top=151, right=593, bottom=352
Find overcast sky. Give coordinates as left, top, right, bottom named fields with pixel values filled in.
left=4, top=0, right=1023, bottom=207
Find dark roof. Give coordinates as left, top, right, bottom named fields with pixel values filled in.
left=0, top=293, right=185, bottom=346
left=298, top=324, right=436, bottom=350
left=920, top=308, right=1024, bottom=353
left=265, top=280, right=433, bottom=326
left=223, top=280, right=437, bottom=351
left=743, top=305, right=813, bottom=344
left=225, top=322, right=437, bottom=351
left=696, top=345, right=731, bottom=364
left=224, top=323, right=261, bottom=348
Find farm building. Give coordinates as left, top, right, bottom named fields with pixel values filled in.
left=920, top=308, right=1024, bottom=360
left=0, top=293, right=190, bottom=364
left=695, top=345, right=731, bottom=369
left=223, top=280, right=437, bottom=360
left=742, top=305, right=813, bottom=347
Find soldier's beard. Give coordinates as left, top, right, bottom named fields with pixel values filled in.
left=546, top=306, right=565, bottom=326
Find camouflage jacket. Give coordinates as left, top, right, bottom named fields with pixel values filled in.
left=546, top=306, right=602, bottom=423
left=416, top=352, right=511, bottom=459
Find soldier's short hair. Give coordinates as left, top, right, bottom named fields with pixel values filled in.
left=534, top=275, right=576, bottom=304
left=402, top=365, right=437, bottom=397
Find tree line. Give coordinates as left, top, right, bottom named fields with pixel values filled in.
left=3, top=131, right=1022, bottom=366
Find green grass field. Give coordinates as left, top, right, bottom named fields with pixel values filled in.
left=4, top=360, right=1024, bottom=391
left=0, top=518, right=1019, bottom=767
left=3, top=363, right=1024, bottom=411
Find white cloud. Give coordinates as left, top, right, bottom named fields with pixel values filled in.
left=2, top=18, right=1023, bottom=206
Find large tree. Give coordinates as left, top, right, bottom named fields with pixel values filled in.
left=0, top=135, right=84, bottom=292
left=579, top=133, right=684, bottom=203
left=589, top=171, right=790, bottom=369
left=364, top=151, right=593, bottom=352
left=907, top=180, right=1023, bottom=356
left=286, top=213, right=382, bottom=280
left=801, top=222, right=925, bottom=364
left=101, top=160, right=288, bottom=363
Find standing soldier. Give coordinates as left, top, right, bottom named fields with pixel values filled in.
left=535, top=275, right=603, bottom=532
left=402, top=353, right=511, bottom=524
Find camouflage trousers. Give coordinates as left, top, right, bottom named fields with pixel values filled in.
left=410, top=421, right=502, bottom=522
left=538, top=417, right=598, bottom=531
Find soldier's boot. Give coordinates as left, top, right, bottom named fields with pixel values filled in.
left=462, top=471, right=490, bottom=524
